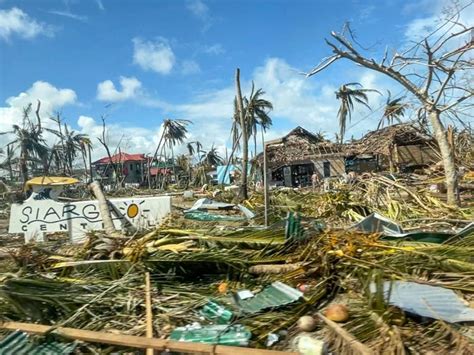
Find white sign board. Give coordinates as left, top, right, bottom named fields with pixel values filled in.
left=9, top=187, right=171, bottom=243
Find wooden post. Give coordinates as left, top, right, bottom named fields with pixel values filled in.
left=262, top=129, right=269, bottom=227
left=145, top=272, right=153, bottom=355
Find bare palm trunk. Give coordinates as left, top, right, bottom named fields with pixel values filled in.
left=20, top=144, right=29, bottom=186
left=6, top=144, right=13, bottom=182
left=253, top=132, right=257, bottom=159
left=88, top=145, right=93, bottom=181
left=429, top=110, right=458, bottom=205
left=88, top=180, right=121, bottom=237
left=149, top=130, right=165, bottom=189
left=171, top=146, right=176, bottom=186
left=235, top=68, right=248, bottom=199
left=81, top=149, right=88, bottom=181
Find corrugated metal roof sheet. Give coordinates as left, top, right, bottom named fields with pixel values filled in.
left=371, top=281, right=474, bottom=323
left=237, top=281, right=303, bottom=314
left=0, top=331, right=77, bottom=355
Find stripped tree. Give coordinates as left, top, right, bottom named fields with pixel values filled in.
left=306, top=4, right=473, bottom=205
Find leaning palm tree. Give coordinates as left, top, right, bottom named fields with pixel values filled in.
left=335, top=82, right=378, bottom=143
left=378, top=90, right=407, bottom=129
left=149, top=119, right=190, bottom=189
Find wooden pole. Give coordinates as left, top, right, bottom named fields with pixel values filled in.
left=145, top=272, right=153, bottom=355
left=262, top=129, right=269, bottom=227
left=0, top=321, right=298, bottom=355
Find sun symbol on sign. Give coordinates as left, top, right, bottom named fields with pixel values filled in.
left=119, top=200, right=148, bottom=219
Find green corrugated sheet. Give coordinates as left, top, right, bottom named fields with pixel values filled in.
left=0, top=331, right=77, bottom=355
left=237, top=281, right=303, bottom=314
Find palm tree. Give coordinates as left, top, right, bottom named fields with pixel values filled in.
left=245, top=83, right=273, bottom=157
left=335, top=82, right=378, bottom=143
left=378, top=90, right=407, bottom=129
left=232, top=73, right=273, bottom=198
left=186, top=141, right=202, bottom=164
left=0, top=143, right=15, bottom=182
left=1, top=118, right=49, bottom=185
left=200, top=145, right=224, bottom=166
left=65, top=127, right=90, bottom=175
left=78, top=136, right=93, bottom=181
left=149, top=119, right=190, bottom=188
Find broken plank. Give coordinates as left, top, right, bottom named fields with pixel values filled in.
left=0, top=321, right=298, bottom=355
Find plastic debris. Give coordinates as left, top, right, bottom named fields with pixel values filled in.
left=200, top=300, right=233, bottom=324
left=266, top=333, right=279, bottom=347
left=370, top=281, right=474, bottom=323
left=169, top=323, right=251, bottom=346
left=291, top=334, right=326, bottom=355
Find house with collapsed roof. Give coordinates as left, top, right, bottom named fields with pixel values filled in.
left=345, top=124, right=440, bottom=173
left=92, top=152, right=148, bottom=185
left=258, top=126, right=345, bottom=187
left=258, top=124, right=440, bottom=187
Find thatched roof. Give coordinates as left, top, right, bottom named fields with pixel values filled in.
left=259, top=126, right=343, bottom=169
left=346, top=124, right=436, bottom=157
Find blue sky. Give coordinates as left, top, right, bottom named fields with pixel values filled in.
left=0, top=0, right=472, bottom=160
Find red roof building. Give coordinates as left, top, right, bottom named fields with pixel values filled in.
left=93, top=153, right=147, bottom=165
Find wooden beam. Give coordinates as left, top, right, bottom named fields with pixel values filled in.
left=0, top=321, right=298, bottom=355
left=145, top=272, right=153, bottom=355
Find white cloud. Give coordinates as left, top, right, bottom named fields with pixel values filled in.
left=133, top=37, right=175, bottom=74
left=186, top=0, right=213, bottom=32
left=95, top=0, right=105, bottom=11
left=169, top=58, right=396, bottom=146
left=0, top=81, right=77, bottom=148
left=77, top=115, right=163, bottom=161
left=186, top=0, right=209, bottom=20
left=181, top=60, right=201, bottom=74
left=404, top=0, right=473, bottom=43
left=97, top=76, right=142, bottom=102
left=5, top=81, right=77, bottom=111
left=203, top=43, right=225, bottom=55
left=48, top=10, right=88, bottom=22
left=0, top=7, right=53, bottom=41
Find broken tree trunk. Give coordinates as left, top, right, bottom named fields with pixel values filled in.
left=88, top=181, right=121, bottom=237
left=248, top=263, right=303, bottom=275
left=428, top=109, right=458, bottom=206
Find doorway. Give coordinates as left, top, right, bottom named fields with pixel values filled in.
left=323, top=161, right=331, bottom=177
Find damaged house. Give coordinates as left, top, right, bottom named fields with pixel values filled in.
left=346, top=124, right=440, bottom=173
left=258, top=124, right=440, bottom=188
left=261, top=126, right=345, bottom=187
left=92, top=152, right=147, bottom=185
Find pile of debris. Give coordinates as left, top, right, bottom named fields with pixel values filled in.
left=0, top=172, right=473, bottom=354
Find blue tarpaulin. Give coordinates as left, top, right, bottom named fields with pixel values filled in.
left=216, top=165, right=236, bottom=185
left=216, top=164, right=251, bottom=185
